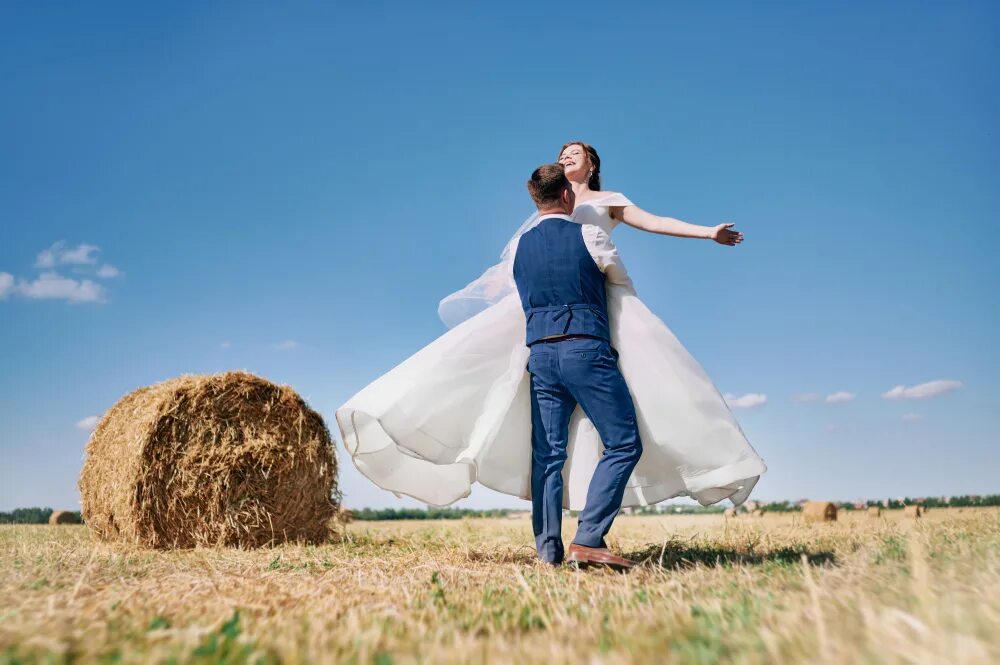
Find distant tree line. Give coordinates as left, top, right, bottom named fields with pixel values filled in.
left=756, top=501, right=797, bottom=513
left=630, top=504, right=725, bottom=515
left=350, top=507, right=516, bottom=521
left=346, top=495, right=1000, bottom=519
left=3, top=495, right=998, bottom=524
left=639, top=494, right=1000, bottom=515
left=0, top=507, right=83, bottom=524
left=863, top=494, right=1000, bottom=509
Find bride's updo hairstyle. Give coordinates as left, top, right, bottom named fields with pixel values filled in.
left=559, top=141, right=602, bottom=191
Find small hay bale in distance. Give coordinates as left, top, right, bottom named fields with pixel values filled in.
left=49, top=510, right=81, bottom=525
left=802, top=501, right=838, bottom=523
left=79, top=372, right=340, bottom=549
left=903, top=505, right=923, bottom=518
left=867, top=506, right=883, bottom=518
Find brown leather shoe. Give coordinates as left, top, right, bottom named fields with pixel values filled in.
left=566, top=543, right=635, bottom=570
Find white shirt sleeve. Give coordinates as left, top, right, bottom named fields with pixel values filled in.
left=581, top=225, right=635, bottom=293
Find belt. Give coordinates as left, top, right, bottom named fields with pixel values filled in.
left=532, top=334, right=603, bottom=345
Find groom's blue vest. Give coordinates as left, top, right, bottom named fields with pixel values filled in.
left=513, top=217, right=611, bottom=346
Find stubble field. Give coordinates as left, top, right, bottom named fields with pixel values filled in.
left=2, top=508, right=999, bottom=664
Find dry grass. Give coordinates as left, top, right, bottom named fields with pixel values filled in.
left=1, top=508, right=999, bottom=664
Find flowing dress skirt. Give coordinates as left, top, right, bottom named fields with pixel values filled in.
left=335, top=286, right=766, bottom=509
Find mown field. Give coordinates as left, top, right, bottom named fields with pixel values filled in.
left=2, top=508, right=998, bottom=664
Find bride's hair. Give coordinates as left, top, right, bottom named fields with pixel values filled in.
left=558, top=141, right=601, bottom=191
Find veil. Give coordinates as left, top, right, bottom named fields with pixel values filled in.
left=437, top=210, right=541, bottom=328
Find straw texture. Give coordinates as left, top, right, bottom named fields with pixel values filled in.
left=79, top=372, right=339, bottom=548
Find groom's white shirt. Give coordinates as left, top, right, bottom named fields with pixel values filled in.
left=508, top=214, right=636, bottom=293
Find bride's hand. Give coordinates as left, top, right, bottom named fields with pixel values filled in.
left=710, top=223, right=744, bottom=246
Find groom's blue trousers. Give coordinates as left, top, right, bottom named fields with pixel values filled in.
left=527, top=336, right=643, bottom=563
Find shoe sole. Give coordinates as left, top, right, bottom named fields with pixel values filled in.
left=567, top=558, right=634, bottom=571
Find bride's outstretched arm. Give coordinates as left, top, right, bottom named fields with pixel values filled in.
left=613, top=205, right=744, bottom=246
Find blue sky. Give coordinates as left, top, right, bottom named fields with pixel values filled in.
left=1, top=2, right=997, bottom=511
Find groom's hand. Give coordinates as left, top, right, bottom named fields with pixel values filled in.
left=710, top=223, right=743, bottom=246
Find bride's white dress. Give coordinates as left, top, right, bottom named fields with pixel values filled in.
left=335, top=192, right=766, bottom=509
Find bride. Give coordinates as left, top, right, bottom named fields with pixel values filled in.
left=335, top=141, right=766, bottom=509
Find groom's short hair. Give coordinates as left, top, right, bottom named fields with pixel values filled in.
left=527, top=163, right=570, bottom=208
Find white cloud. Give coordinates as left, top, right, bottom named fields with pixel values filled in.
left=274, top=340, right=299, bottom=351
left=36, top=242, right=100, bottom=268
left=723, top=392, right=767, bottom=409
left=16, top=272, right=105, bottom=303
left=62, top=243, right=100, bottom=264
left=4, top=242, right=116, bottom=305
left=882, top=380, right=963, bottom=400
left=96, top=264, right=120, bottom=278
left=792, top=392, right=819, bottom=402
left=75, top=415, right=100, bottom=431
left=825, top=391, right=855, bottom=403
left=901, top=413, right=922, bottom=422
left=35, top=248, right=57, bottom=268
left=0, top=272, right=13, bottom=300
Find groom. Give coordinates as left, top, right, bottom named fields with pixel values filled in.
left=511, top=163, right=642, bottom=569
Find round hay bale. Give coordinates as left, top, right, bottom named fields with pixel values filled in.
left=866, top=506, right=883, bottom=518
left=49, top=510, right=81, bottom=525
left=79, top=372, right=340, bottom=549
left=802, top=501, right=837, bottom=523
left=903, top=505, right=922, bottom=518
